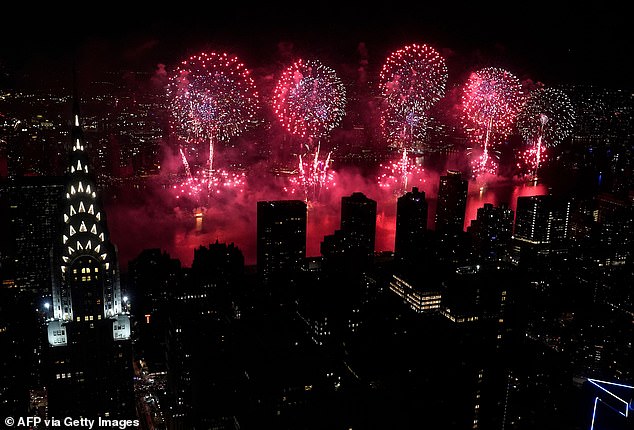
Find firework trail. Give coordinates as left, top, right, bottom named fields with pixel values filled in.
left=462, top=67, right=524, bottom=178
left=516, top=88, right=575, bottom=178
left=377, top=148, right=425, bottom=194
left=379, top=44, right=447, bottom=149
left=274, top=59, right=345, bottom=201
left=179, top=148, right=192, bottom=179
left=167, top=52, right=258, bottom=199
left=284, top=144, right=335, bottom=203
left=381, top=103, right=430, bottom=149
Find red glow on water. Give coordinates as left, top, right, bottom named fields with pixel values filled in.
left=106, top=166, right=550, bottom=270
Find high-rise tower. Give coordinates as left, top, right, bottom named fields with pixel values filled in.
left=395, top=187, right=428, bottom=266
left=435, top=170, right=468, bottom=234
left=45, top=98, right=133, bottom=418
left=257, top=200, right=307, bottom=285
left=340, top=192, right=377, bottom=262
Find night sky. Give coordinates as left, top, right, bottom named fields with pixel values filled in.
left=1, top=4, right=632, bottom=90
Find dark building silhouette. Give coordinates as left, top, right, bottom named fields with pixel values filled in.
left=192, top=241, right=244, bottom=290
left=340, top=192, right=376, bottom=261
left=514, top=196, right=547, bottom=242
left=191, top=241, right=244, bottom=318
left=394, top=187, right=428, bottom=266
left=128, top=248, right=181, bottom=321
left=165, top=242, right=244, bottom=430
left=44, top=100, right=134, bottom=419
left=321, top=192, right=377, bottom=273
left=594, top=192, right=633, bottom=261
left=257, top=200, right=306, bottom=285
left=468, top=203, right=514, bottom=263
left=8, top=177, right=64, bottom=298
left=0, top=288, right=40, bottom=418
left=317, top=193, right=377, bottom=342
left=128, top=248, right=181, bottom=370
left=435, top=170, right=468, bottom=234
left=322, top=192, right=377, bottom=274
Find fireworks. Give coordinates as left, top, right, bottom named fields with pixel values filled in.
left=167, top=52, right=259, bottom=143
left=273, top=59, right=347, bottom=140
left=516, top=88, right=575, bottom=176
left=167, top=52, right=258, bottom=199
left=173, top=170, right=246, bottom=200
left=377, top=148, right=425, bottom=193
left=284, top=144, right=336, bottom=202
left=381, top=103, right=429, bottom=149
left=470, top=147, right=500, bottom=177
left=462, top=67, right=525, bottom=177
left=379, top=44, right=447, bottom=112
left=379, top=44, right=447, bottom=148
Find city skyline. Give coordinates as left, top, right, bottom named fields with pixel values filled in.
left=0, top=14, right=632, bottom=429
left=3, top=36, right=628, bottom=267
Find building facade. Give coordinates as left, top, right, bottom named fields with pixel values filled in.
left=45, top=101, right=133, bottom=419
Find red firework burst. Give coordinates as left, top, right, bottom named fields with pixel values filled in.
left=462, top=67, right=525, bottom=177
left=273, top=59, right=346, bottom=140
left=167, top=52, right=259, bottom=143
left=379, top=44, right=447, bottom=148
left=167, top=52, right=258, bottom=199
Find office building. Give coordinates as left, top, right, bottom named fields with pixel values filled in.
left=257, top=200, right=307, bottom=285
left=435, top=170, right=468, bottom=234
left=395, top=187, right=428, bottom=266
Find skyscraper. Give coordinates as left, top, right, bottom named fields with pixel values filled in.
left=513, top=195, right=554, bottom=245
left=128, top=248, right=181, bottom=371
left=468, top=203, right=514, bottom=262
left=257, top=200, right=307, bottom=285
left=435, top=170, right=468, bottom=234
left=340, top=192, right=377, bottom=262
left=395, top=187, right=428, bottom=266
left=9, top=176, right=64, bottom=298
left=45, top=100, right=133, bottom=418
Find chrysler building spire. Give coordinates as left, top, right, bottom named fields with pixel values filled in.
left=45, top=95, right=134, bottom=419
left=49, top=96, right=128, bottom=336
